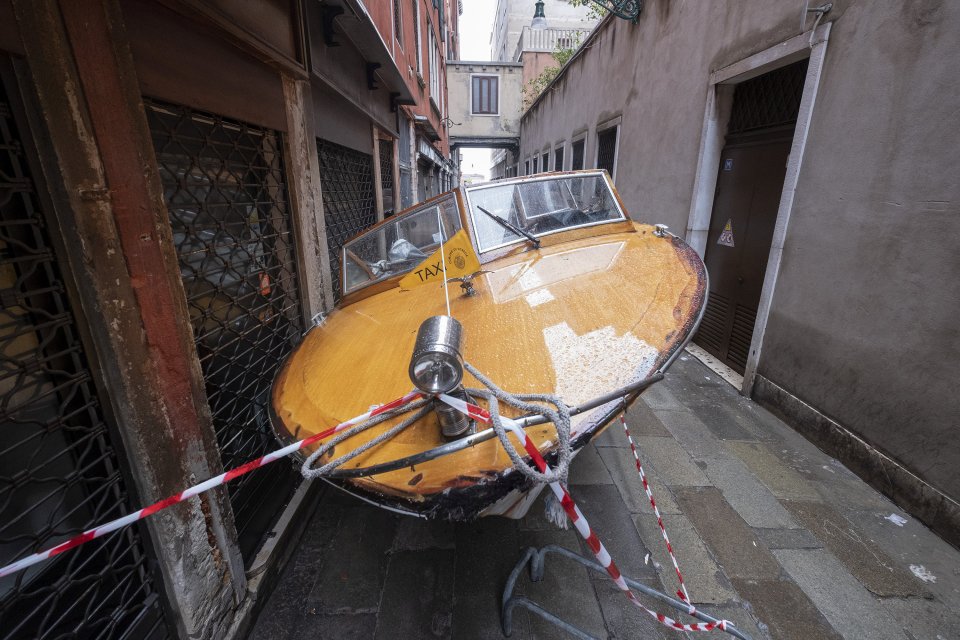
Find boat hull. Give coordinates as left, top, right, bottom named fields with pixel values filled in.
left=270, top=222, right=706, bottom=520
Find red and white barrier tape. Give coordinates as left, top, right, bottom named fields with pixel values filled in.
left=438, top=393, right=733, bottom=634
left=621, top=413, right=692, bottom=607
left=0, top=391, right=423, bottom=579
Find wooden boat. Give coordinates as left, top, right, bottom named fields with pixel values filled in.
left=270, top=171, right=706, bottom=520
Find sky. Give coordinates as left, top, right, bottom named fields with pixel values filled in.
left=456, top=1, right=498, bottom=178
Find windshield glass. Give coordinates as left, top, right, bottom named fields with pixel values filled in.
left=465, top=173, right=625, bottom=252
left=343, top=195, right=462, bottom=294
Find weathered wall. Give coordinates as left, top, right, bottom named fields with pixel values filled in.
left=520, top=0, right=960, bottom=511
left=492, top=0, right=596, bottom=61
left=447, top=61, right=523, bottom=139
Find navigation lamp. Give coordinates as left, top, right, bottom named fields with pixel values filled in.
left=409, top=316, right=464, bottom=395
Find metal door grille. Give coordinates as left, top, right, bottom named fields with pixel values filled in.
left=0, top=79, right=169, bottom=639
left=379, top=139, right=395, bottom=217
left=571, top=139, right=585, bottom=170
left=317, top=139, right=376, bottom=301
left=145, top=100, right=303, bottom=564
left=727, top=59, right=808, bottom=135
left=597, top=127, right=618, bottom=178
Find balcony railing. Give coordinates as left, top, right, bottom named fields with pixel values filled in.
left=514, top=26, right=590, bottom=60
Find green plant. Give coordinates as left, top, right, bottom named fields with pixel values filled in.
left=522, top=36, right=582, bottom=109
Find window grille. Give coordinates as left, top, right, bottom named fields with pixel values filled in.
left=317, top=139, right=377, bottom=301
left=727, top=59, right=808, bottom=135
left=597, top=127, right=618, bottom=178
left=379, top=139, right=396, bottom=217
left=571, top=139, right=585, bottom=170
left=0, top=75, right=170, bottom=640
left=145, top=100, right=304, bottom=563
left=554, top=146, right=564, bottom=172
left=471, top=76, right=498, bottom=115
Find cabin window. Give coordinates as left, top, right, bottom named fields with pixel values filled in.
left=466, top=172, right=626, bottom=253
left=343, top=194, right=462, bottom=294
left=471, top=75, right=499, bottom=115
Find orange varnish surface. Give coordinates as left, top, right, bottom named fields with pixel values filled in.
left=272, top=222, right=704, bottom=501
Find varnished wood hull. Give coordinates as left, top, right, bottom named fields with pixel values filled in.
left=271, top=222, right=706, bottom=520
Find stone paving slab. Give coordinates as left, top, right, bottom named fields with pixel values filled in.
left=652, top=408, right=739, bottom=462
left=634, top=513, right=737, bottom=605
left=673, top=487, right=782, bottom=581
left=590, top=579, right=670, bottom=640
left=699, top=455, right=800, bottom=529
left=568, top=484, right=658, bottom=582
left=306, top=507, right=398, bottom=615
left=752, top=527, right=823, bottom=550
left=451, top=518, right=522, bottom=640
left=878, top=595, right=960, bottom=640
left=632, top=436, right=712, bottom=487
left=596, top=446, right=682, bottom=515
left=375, top=549, right=455, bottom=639
left=731, top=578, right=842, bottom=640
left=781, top=500, right=928, bottom=598
left=774, top=548, right=908, bottom=640
left=568, top=442, right=614, bottom=485
left=514, top=529, right=608, bottom=639
left=393, top=516, right=456, bottom=552
left=725, top=441, right=821, bottom=501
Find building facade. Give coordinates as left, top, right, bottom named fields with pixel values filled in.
left=0, top=0, right=456, bottom=638
left=518, top=1, right=960, bottom=547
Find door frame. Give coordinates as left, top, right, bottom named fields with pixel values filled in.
left=685, top=22, right=831, bottom=395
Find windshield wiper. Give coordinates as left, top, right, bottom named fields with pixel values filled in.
left=475, top=205, right=540, bottom=249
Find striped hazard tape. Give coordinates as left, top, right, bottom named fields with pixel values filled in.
left=0, top=390, right=423, bottom=579
left=621, top=413, right=693, bottom=607
left=438, top=393, right=735, bottom=634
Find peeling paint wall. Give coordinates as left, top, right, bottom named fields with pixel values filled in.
left=520, top=0, right=960, bottom=514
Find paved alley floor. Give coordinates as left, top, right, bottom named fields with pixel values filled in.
left=251, top=353, right=960, bottom=640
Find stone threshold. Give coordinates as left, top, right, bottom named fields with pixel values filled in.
left=684, top=343, right=744, bottom=390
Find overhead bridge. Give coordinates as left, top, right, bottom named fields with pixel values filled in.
left=446, top=61, right=523, bottom=156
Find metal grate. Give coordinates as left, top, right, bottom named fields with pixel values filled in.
left=571, top=139, right=585, bottom=170
left=317, top=139, right=376, bottom=301
left=145, top=100, right=303, bottom=564
left=0, top=76, right=170, bottom=639
left=379, top=139, right=395, bottom=217
left=597, top=127, right=618, bottom=178
left=727, top=59, right=808, bottom=135
left=554, top=147, right=564, bottom=173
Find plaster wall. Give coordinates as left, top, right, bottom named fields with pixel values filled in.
left=447, top=62, right=523, bottom=139
left=520, top=0, right=960, bottom=503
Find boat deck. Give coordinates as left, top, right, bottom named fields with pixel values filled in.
left=250, top=354, right=960, bottom=640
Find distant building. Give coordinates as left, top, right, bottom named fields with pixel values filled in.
left=490, top=0, right=598, bottom=179
left=491, top=0, right=595, bottom=62
left=519, top=3, right=960, bottom=547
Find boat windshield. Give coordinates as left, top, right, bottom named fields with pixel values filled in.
left=342, top=195, right=462, bottom=294
left=465, top=173, right=625, bottom=253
